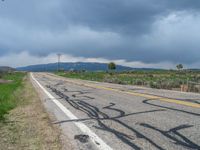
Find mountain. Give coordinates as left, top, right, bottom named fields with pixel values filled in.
left=16, top=62, right=134, bottom=72
left=0, top=66, right=16, bottom=72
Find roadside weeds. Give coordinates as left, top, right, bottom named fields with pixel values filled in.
left=0, top=76, right=62, bottom=150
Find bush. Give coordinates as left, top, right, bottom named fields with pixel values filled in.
left=149, top=81, right=158, bottom=88
left=135, top=79, right=144, bottom=85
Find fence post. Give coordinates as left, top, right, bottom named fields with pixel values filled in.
left=187, top=78, right=189, bottom=92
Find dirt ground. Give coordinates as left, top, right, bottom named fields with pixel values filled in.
left=0, top=76, right=63, bottom=150
left=0, top=79, right=12, bottom=84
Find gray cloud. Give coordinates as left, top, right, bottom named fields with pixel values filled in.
left=0, top=0, right=200, bottom=67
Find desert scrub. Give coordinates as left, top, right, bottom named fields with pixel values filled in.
left=0, top=72, right=26, bottom=120
left=56, top=70, right=200, bottom=92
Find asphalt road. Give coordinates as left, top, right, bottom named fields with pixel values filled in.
left=31, top=73, right=200, bottom=150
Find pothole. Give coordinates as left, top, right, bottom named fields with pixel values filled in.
left=74, top=134, right=90, bottom=143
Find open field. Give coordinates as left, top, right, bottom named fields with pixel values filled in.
left=56, top=70, right=200, bottom=92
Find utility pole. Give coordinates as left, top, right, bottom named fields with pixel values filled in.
left=57, top=53, right=62, bottom=72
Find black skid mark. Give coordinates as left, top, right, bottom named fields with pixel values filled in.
left=113, top=119, right=164, bottom=150
left=112, top=109, right=165, bottom=120
left=64, top=92, right=107, bottom=119
left=103, top=103, right=125, bottom=118
left=54, top=109, right=166, bottom=125
left=93, top=119, right=164, bottom=150
left=133, top=91, right=200, bottom=104
left=64, top=97, right=96, bottom=118
left=63, top=88, right=94, bottom=100
left=46, top=86, right=165, bottom=149
left=50, top=86, right=106, bottom=119
left=63, top=88, right=90, bottom=95
left=72, top=94, right=95, bottom=100
left=78, top=101, right=109, bottom=119
left=77, top=101, right=100, bottom=118
left=143, top=99, right=200, bottom=116
left=102, top=102, right=164, bottom=149
left=140, top=123, right=200, bottom=149
left=95, top=102, right=163, bottom=149
left=95, top=120, right=141, bottom=150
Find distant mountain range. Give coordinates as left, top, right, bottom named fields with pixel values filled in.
left=5, top=62, right=199, bottom=72
left=16, top=62, right=135, bottom=72
left=0, top=66, right=16, bottom=72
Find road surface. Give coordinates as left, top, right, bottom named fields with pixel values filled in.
left=31, top=73, right=200, bottom=150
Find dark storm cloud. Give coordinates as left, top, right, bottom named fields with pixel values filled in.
left=0, top=0, right=200, bottom=65
left=59, top=0, right=161, bottom=35
left=59, top=0, right=200, bottom=34
left=165, top=0, right=200, bottom=10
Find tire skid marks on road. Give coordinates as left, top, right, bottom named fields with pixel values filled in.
left=143, top=99, right=200, bottom=116
left=46, top=85, right=199, bottom=150
left=31, top=73, right=113, bottom=150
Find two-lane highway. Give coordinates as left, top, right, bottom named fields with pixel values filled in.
left=31, top=73, right=200, bottom=150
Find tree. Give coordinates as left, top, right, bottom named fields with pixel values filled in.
left=108, top=62, right=116, bottom=71
left=176, top=64, right=183, bottom=71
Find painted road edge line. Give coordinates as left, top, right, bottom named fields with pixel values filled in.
left=30, top=73, right=113, bottom=150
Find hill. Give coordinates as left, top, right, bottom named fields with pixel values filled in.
left=16, top=62, right=134, bottom=72
left=0, top=66, right=16, bottom=72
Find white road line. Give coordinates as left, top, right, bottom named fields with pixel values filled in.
left=31, top=73, right=113, bottom=150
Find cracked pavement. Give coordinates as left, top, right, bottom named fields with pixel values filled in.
left=31, top=73, right=200, bottom=150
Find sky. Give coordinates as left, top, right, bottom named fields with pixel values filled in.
left=0, top=0, right=200, bottom=69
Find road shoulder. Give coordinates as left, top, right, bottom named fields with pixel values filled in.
left=0, top=74, right=63, bottom=150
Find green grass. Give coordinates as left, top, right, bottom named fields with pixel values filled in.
left=56, top=70, right=200, bottom=91
left=0, top=72, right=26, bottom=120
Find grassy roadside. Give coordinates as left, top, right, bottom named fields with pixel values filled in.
left=0, top=74, right=62, bottom=150
left=0, top=72, right=25, bottom=120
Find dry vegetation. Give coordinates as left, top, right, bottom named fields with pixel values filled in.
left=57, top=70, right=200, bottom=92
left=0, top=75, right=62, bottom=150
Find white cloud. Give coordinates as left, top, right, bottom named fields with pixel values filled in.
left=142, top=11, right=200, bottom=55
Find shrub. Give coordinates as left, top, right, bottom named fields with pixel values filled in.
left=135, top=79, right=144, bottom=85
